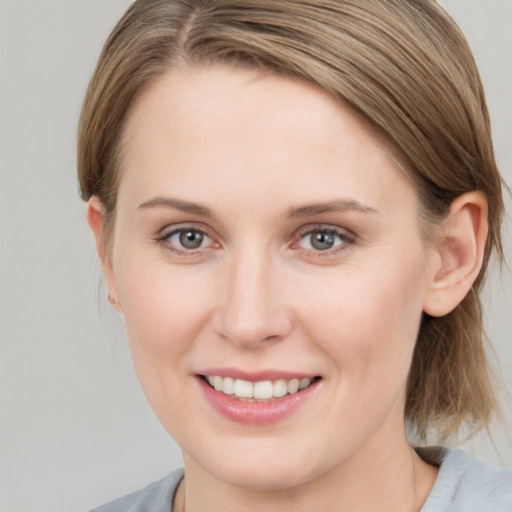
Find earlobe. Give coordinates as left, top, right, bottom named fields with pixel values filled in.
left=423, top=191, right=488, bottom=317
left=86, top=197, right=122, bottom=313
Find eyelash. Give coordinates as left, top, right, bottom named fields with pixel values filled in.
left=154, top=225, right=216, bottom=256
left=153, top=224, right=356, bottom=257
left=293, top=224, right=356, bottom=257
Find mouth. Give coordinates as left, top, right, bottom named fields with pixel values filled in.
left=196, top=368, right=322, bottom=424
left=199, top=374, right=321, bottom=402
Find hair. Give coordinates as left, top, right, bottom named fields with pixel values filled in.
left=78, top=0, right=505, bottom=442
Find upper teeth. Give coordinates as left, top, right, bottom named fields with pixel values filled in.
left=206, top=376, right=313, bottom=400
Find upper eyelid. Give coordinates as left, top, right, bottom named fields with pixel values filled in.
left=156, top=222, right=212, bottom=238
left=293, top=223, right=356, bottom=240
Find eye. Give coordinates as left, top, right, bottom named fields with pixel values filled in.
left=171, top=229, right=208, bottom=250
left=295, top=226, right=354, bottom=253
left=156, top=226, right=215, bottom=254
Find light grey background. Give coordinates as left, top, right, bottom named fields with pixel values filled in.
left=0, top=1, right=510, bottom=511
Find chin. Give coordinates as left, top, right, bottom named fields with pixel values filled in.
left=215, top=460, right=316, bottom=492
left=185, top=437, right=325, bottom=492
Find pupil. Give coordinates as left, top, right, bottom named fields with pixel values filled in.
left=311, top=230, right=334, bottom=250
left=180, top=230, right=203, bottom=249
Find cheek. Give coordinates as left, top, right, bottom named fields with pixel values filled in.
left=112, top=255, right=218, bottom=430
left=114, top=252, right=216, bottom=362
left=296, top=254, right=427, bottom=383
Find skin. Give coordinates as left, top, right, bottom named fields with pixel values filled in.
left=88, top=65, right=488, bottom=512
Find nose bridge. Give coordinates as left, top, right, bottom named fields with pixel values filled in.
left=218, top=243, right=291, bottom=348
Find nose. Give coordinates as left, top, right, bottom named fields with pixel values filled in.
left=214, top=247, right=294, bottom=349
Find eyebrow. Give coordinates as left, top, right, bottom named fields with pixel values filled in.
left=286, top=199, right=378, bottom=218
left=138, top=197, right=214, bottom=218
left=137, top=196, right=377, bottom=219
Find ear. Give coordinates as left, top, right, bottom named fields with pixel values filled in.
left=87, top=197, right=122, bottom=313
left=423, top=191, right=488, bottom=317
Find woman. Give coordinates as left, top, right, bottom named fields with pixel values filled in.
left=78, top=1, right=511, bottom=510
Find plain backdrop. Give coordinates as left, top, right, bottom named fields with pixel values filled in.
left=0, top=1, right=511, bottom=511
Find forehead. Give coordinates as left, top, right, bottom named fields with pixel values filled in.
left=123, top=64, right=390, bottom=154
left=118, top=64, right=416, bottom=216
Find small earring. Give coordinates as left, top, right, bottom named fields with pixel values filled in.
left=107, top=293, right=120, bottom=305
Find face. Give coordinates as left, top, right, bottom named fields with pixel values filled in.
left=98, top=65, right=439, bottom=490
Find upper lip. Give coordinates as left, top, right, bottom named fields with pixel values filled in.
left=196, top=368, right=319, bottom=382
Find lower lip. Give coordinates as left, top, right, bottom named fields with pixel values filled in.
left=197, top=377, right=320, bottom=425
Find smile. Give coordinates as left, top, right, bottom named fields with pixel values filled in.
left=202, top=375, right=317, bottom=401
left=197, top=373, right=321, bottom=424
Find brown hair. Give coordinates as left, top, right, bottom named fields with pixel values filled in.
left=78, top=0, right=505, bottom=442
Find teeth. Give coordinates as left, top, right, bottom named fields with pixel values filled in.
left=287, top=379, right=300, bottom=394
left=234, top=379, right=253, bottom=398
left=223, top=377, right=235, bottom=395
left=300, top=378, right=312, bottom=390
left=254, top=380, right=273, bottom=399
left=273, top=379, right=288, bottom=398
left=213, top=376, right=223, bottom=392
left=205, top=375, right=316, bottom=400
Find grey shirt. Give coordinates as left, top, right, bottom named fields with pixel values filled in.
left=90, top=448, right=512, bottom=511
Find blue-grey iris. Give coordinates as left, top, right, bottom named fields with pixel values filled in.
left=311, top=230, right=335, bottom=250
left=180, top=230, right=203, bottom=249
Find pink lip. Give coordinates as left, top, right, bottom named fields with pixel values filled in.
left=196, top=374, right=320, bottom=425
left=197, top=368, right=314, bottom=382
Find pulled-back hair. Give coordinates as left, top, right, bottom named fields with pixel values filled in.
left=78, top=0, right=505, bottom=441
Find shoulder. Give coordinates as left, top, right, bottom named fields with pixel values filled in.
left=419, top=447, right=512, bottom=512
left=89, top=468, right=184, bottom=512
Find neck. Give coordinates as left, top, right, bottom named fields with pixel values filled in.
left=176, top=426, right=438, bottom=512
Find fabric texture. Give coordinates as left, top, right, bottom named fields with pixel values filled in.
left=90, top=469, right=184, bottom=512
left=418, top=447, right=512, bottom=512
left=89, top=448, right=512, bottom=512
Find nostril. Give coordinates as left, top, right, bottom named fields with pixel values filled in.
left=215, top=307, right=294, bottom=349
